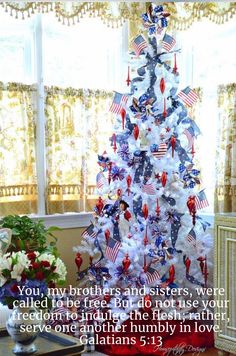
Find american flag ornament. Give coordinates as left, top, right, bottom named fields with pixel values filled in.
left=186, top=228, right=196, bottom=248
left=195, top=190, right=209, bottom=210
left=152, top=142, right=167, bottom=159
left=132, top=35, right=148, bottom=56
left=109, top=92, right=128, bottom=114
left=178, top=87, right=199, bottom=107
left=96, top=171, right=107, bottom=190
left=142, top=182, right=156, bottom=195
left=82, top=224, right=97, bottom=239
left=162, top=34, right=176, bottom=52
left=146, top=266, right=160, bottom=285
left=184, top=127, right=195, bottom=148
left=105, top=238, right=121, bottom=263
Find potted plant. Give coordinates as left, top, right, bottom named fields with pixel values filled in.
left=0, top=215, right=60, bottom=253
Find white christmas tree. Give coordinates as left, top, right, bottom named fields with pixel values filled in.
left=74, top=3, right=213, bottom=323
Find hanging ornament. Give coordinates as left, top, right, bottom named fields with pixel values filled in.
left=163, top=97, right=167, bottom=118
left=187, top=195, right=196, bottom=225
left=121, top=108, right=126, bottom=130
left=142, top=203, right=149, bottom=220
left=75, top=253, right=83, bottom=272
left=122, top=253, right=131, bottom=273
left=89, top=256, right=93, bottom=266
left=126, top=66, right=131, bottom=86
left=155, top=198, right=161, bottom=217
left=173, top=53, right=178, bottom=74
left=105, top=229, right=110, bottom=244
left=161, top=171, right=167, bottom=187
left=160, top=78, right=165, bottom=94
left=143, top=225, right=148, bottom=246
left=112, top=133, right=117, bottom=153
left=143, top=294, right=152, bottom=313
left=96, top=197, right=104, bottom=215
left=168, top=264, right=175, bottom=283
left=108, top=162, right=112, bottom=185
left=191, top=142, right=195, bottom=158
left=197, top=256, right=206, bottom=274
left=117, top=188, right=122, bottom=198
left=184, top=257, right=191, bottom=274
left=104, top=294, right=111, bottom=303
left=133, top=124, right=139, bottom=140
left=126, top=174, right=132, bottom=196
left=170, top=136, right=176, bottom=158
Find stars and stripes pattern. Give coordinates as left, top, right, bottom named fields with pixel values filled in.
left=82, top=224, right=97, bottom=239
left=152, top=142, right=167, bottom=159
left=105, top=238, right=121, bottom=262
left=195, top=190, right=209, bottom=209
left=142, top=183, right=156, bottom=195
left=146, top=266, right=160, bottom=284
left=162, top=33, right=176, bottom=52
left=132, top=35, right=148, bottom=56
left=109, top=92, right=128, bottom=114
left=186, top=228, right=196, bottom=248
left=96, top=171, right=107, bottom=190
left=184, top=127, right=194, bottom=148
left=178, top=87, right=199, bottom=107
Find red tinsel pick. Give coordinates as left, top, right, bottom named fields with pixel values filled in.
left=171, top=136, right=176, bottom=158
left=143, top=226, right=148, bottom=246
left=112, top=133, right=117, bottom=153
left=122, top=253, right=131, bottom=273
left=163, top=97, right=167, bottom=118
left=142, top=203, right=149, bottom=220
left=143, top=255, right=147, bottom=272
left=143, top=294, right=152, bottom=313
left=161, top=171, right=167, bottom=187
left=96, top=197, right=104, bottom=215
left=173, top=53, right=178, bottom=74
left=169, top=264, right=175, bottom=283
left=187, top=195, right=196, bottom=225
left=75, top=253, right=83, bottom=271
left=160, top=78, right=165, bottom=94
left=105, top=229, right=110, bottom=244
left=184, top=257, right=191, bottom=274
left=121, top=108, right=126, bottom=130
left=133, top=124, right=139, bottom=140
left=197, top=256, right=206, bottom=274
left=126, top=174, right=132, bottom=196
left=126, top=66, right=131, bottom=86
left=155, top=198, right=160, bottom=217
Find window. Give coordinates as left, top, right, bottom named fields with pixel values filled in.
left=0, top=9, right=235, bottom=217
left=177, top=19, right=236, bottom=212
left=0, top=11, right=127, bottom=216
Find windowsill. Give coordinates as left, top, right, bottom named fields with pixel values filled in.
left=30, top=212, right=93, bottom=229
left=29, top=212, right=215, bottom=230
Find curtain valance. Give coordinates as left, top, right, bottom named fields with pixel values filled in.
left=2, top=2, right=236, bottom=29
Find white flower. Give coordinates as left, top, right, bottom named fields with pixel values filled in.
left=38, top=253, right=56, bottom=265
left=11, top=264, right=25, bottom=281
left=0, top=276, right=7, bottom=287
left=54, top=258, right=67, bottom=281
left=9, top=251, right=30, bottom=281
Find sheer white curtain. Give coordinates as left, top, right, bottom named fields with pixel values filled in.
left=176, top=19, right=236, bottom=212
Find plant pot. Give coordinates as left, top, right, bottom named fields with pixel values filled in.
left=6, top=305, right=43, bottom=354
